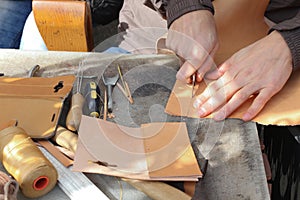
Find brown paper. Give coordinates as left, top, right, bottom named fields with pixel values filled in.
left=73, top=115, right=202, bottom=181
left=0, top=75, right=75, bottom=138
left=165, top=69, right=300, bottom=125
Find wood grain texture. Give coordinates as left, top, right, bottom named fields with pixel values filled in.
left=33, top=0, right=93, bottom=51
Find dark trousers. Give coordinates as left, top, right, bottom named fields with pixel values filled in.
left=261, top=125, right=300, bottom=200
left=0, top=0, right=32, bottom=48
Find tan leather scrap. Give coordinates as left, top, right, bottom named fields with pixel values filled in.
left=0, top=75, right=75, bottom=138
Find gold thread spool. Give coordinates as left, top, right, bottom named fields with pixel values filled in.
left=0, top=126, right=58, bottom=198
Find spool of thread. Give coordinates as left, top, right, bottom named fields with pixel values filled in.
left=53, top=126, right=78, bottom=153
left=0, top=171, right=19, bottom=200
left=0, top=126, right=58, bottom=198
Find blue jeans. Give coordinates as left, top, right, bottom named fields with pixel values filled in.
left=0, top=0, right=32, bottom=48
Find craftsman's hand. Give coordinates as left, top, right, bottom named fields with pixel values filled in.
left=193, top=30, right=293, bottom=121
left=166, top=10, right=219, bottom=83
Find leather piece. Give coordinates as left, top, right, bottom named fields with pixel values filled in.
left=73, top=115, right=202, bottom=181
left=165, top=69, right=300, bottom=125
left=0, top=75, right=75, bottom=138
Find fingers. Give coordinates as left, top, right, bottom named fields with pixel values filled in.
left=176, top=61, right=197, bottom=83
left=242, top=89, right=274, bottom=121
left=204, top=60, right=231, bottom=80
left=176, top=47, right=218, bottom=83
left=212, top=86, right=258, bottom=121
left=196, top=45, right=219, bottom=82
left=194, top=82, right=274, bottom=121
left=193, top=78, right=245, bottom=118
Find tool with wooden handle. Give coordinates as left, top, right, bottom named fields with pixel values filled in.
left=66, top=93, right=85, bottom=132
left=66, top=67, right=86, bottom=132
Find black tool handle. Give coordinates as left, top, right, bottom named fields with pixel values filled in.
left=84, top=81, right=102, bottom=117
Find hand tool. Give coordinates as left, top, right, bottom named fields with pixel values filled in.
left=83, top=81, right=102, bottom=118
left=66, top=66, right=85, bottom=132
left=116, top=82, right=134, bottom=104
left=102, top=74, right=119, bottom=113
left=27, top=65, right=40, bottom=77
left=117, top=65, right=134, bottom=104
left=191, top=73, right=196, bottom=98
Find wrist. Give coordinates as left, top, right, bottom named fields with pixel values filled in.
left=277, top=28, right=300, bottom=70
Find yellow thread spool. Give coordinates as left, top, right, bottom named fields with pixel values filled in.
left=0, top=126, right=58, bottom=198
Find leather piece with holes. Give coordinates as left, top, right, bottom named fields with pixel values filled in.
left=0, top=75, right=75, bottom=139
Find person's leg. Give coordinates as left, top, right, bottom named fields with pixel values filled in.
left=263, top=126, right=300, bottom=200
left=0, top=0, right=32, bottom=48
left=107, top=0, right=167, bottom=54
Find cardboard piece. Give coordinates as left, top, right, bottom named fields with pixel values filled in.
left=73, top=115, right=202, bottom=181
left=165, top=69, right=300, bottom=126
left=0, top=75, right=75, bottom=138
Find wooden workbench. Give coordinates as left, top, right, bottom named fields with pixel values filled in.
left=0, top=49, right=270, bottom=200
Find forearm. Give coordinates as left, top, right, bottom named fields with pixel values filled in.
left=270, top=11, right=300, bottom=69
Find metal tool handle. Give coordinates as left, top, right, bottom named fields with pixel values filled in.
left=107, top=85, right=113, bottom=113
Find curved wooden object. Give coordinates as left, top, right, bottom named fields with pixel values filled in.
left=32, top=0, right=94, bottom=52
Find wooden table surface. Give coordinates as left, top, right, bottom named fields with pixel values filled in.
left=0, top=49, right=270, bottom=200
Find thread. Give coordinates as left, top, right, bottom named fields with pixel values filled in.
left=0, top=126, right=58, bottom=198
left=0, top=171, right=19, bottom=200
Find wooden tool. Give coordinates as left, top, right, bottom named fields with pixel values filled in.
left=116, top=65, right=134, bottom=104
left=66, top=66, right=85, bottom=132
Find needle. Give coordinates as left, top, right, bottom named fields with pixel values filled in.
left=192, top=74, right=196, bottom=98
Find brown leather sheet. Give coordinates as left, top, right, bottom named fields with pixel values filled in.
left=73, top=115, right=202, bottom=181
left=165, top=69, right=300, bottom=125
left=0, top=75, right=75, bottom=138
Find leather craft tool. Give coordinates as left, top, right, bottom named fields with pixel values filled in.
left=102, top=74, right=119, bottom=113
left=83, top=81, right=102, bottom=118
left=117, top=65, right=134, bottom=104
left=66, top=66, right=85, bottom=132
left=27, top=65, right=40, bottom=77
left=191, top=73, right=196, bottom=98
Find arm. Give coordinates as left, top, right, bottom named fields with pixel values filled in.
left=271, top=10, right=300, bottom=69
left=194, top=30, right=293, bottom=121
left=194, top=9, right=300, bottom=121
left=164, top=0, right=218, bottom=83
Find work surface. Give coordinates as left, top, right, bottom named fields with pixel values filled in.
left=0, top=49, right=269, bottom=200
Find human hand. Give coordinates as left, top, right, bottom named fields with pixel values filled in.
left=193, top=31, right=293, bottom=121
left=166, top=10, right=219, bottom=83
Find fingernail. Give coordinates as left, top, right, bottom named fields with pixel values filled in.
left=214, top=112, right=225, bottom=121
left=193, top=98, right=202, bottom=108
left=242, top=113, right=252, bottom=121
left=198, top=107, right=207, bottom=117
